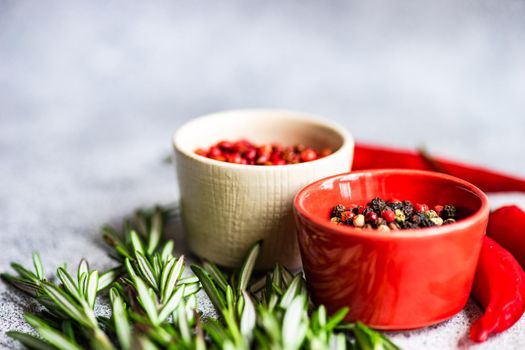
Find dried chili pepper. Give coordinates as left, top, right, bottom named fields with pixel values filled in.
left=470, top=236, right=525, bottom=342
left=486, top=205, right=525, bottom=269
left=352, top=143, right=525, bottom=193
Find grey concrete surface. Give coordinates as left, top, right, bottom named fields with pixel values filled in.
left=1, top=0, right=525, bottom=349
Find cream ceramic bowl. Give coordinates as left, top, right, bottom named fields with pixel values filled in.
left=173, top=109, right=354, bottom=269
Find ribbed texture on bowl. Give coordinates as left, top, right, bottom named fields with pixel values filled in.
left=173, top=109, right=354, bottom=269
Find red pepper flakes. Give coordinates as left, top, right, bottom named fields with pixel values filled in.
left=195, top=139, right=332, bottom=165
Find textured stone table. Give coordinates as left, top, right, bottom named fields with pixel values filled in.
left=1, top=1, right=525, bottom=349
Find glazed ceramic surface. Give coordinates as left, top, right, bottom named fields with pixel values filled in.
left=294, top=169, right=489, bottom=329
left=174, top=109, right=354, bottom=269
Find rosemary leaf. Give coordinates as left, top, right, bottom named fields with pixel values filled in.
left=77, top=260, right=89, bottom=281
left=86, top=270, right=99, bottom=309
left=98, top=268, right=118, bottom=291
left=147, top=210, right=162, bottom=255
left=161, top=256, right=184, bottom=302
left=240, top=291, right=256, bottom=339
left=279, top=275, right=302, bottom=309
left=32, top=253, right=45, bottom=280
left=110, top=289, right=131, bottom=350
left=158, top=285, right=185, bottom=323
left=133, top=276, right=159, bottom=325
left=130, top=230, right=145, bottom=256
left=191, top=265, right=226, bottom=311
left=202, top=262, right=229, bottom=293
left=160, top=241, right=174, bottom=264
left=56, top=267, right=82, bottom=302
left=124, top=259, right=138, bottom=280
left=237, top=243, right=260, bottom=293
left=1, top=274, right=40, bottom=296
left=6, top=331, right=56, bottom=350
left=41, top=282, right=94, bottom=328
left=26, top=314, right=83, bottom=350
left=282, top=295, right=308, bottom=350
left=135, top=253, right=159, bottom=291
left=10, top=263, right=38, bottom=282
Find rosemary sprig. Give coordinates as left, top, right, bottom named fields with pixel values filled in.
left=193, top=245, right=399, bottom=350
left=2, top=206, right=400, bottom=350
left=2, top=255, right=115, bottom=350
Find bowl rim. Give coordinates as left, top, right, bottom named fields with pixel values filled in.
left=293, top=168, right=490, bottom=239
left=172, top=108, right=354, bottom=171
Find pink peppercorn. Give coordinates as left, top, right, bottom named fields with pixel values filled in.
left=195, top=148, right=207, bottom=156
left=415, top=203, right=429, bottom=213
left=300, top=148, right=318, bottom=162
left=228, top=153, right=243, bottom=164
left=365, top=211, right=378, bottom=223
left=196, top=139, right=332, bottom=166
left=218, top=140, right=234, bottom=151
left=320, top=148, right=333, bottom=157
left=208, top=146, right=222, bottom=158
left=381, top=209, right=396, bottom=223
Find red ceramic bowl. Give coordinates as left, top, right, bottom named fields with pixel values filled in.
left=293, top=169, right=489, bottom=330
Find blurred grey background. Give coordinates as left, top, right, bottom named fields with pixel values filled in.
left=1, top=0, right=524, bottom=349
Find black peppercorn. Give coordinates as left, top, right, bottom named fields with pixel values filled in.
left=368, top=197, right=387, bottom=213
left=402, top=201, right=414, bottom=217
left=331, top=204, right=346, bottom=218
left=329, top=198, right=459, bottom=231
left=410, top=214, right=421, bottom=225
left=387, top=200, right=402, bottom=211
left=441, top=205, right=457, bottom=219
left=415, top=213, right=434, bottom=227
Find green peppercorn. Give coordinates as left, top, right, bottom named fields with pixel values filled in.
left=394, top=209, right=406, bottom=223
left=425, top=210, right=439, bottom=219
left=331, top=217, right=341, bottom=224
left=430, top=217, right=444, bottom=226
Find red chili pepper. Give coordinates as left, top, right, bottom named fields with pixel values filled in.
left=486, top=205, right=525, bottom=269
left=353, top=143, right=525, bottom=193
left=470, top=236, right=525, bottom=342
